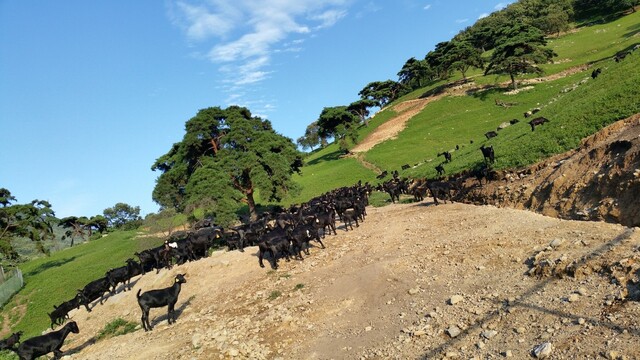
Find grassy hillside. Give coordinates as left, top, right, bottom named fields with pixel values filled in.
left=284, top=10, right=640, bottom=205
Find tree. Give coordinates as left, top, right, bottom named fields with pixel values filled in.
left=484, top=23, right=557, bottom=90
left=425, top=42, right=453, bottom=80
left=297, top=121, right=323, bottom=151
left=59, top=216, right=88, bottom=246
left=152, top=106, right=302, bottom=222
left=103, top=203, right=142, bottom=230
left=347, top=99, right=378, bottom=127
left=316, top=106, right=360, bottom=152
left=0, top=189, right=56, bottom=259
left=86, top=215, right=108, bottom=236
left=397, top=57, right=433, bottom=89
left=358, top=80, right=405, bottom=109
left=539, top=4, right=572, bottom=36
left=444, top=39, right=485, bottom=80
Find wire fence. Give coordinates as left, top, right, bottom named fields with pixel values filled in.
left=0, top=268, right=24, bottom=308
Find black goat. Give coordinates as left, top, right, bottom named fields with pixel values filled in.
left=509, top=119, right=519, bottom=125
left=615, top=51, right=628, bottom=62
left=435, top=163, right=445, bottom=176
left=341, top=209, right=360, bottom=231
left=427, top=181, right=453, bottom=205
left=188, top=226, right=223, bottom=259
left=77, top=277, right=111, bottom=312
left=401, top=164, right=410, bottom=170
left=258, top=237, right=291, bottom=269
left=437, top=151, right=452, bottom=163
left=287, top=223, right=325, bottom=259
left=0, top=331, right=22, bottom=351
left=591, top=67, right=602, bottom=79
left=484, top=131, right=498, bottom=139
left=16, top=321, right=79, bottom=360
left=528, top=116, right=549, bottom=131
left=105, top=258, right=143, bottom=293
left=313, top=211, right=337, bottom=238
left=48, top=295, right=82, bottom=329
left=376, top=170, right=388, bottom=179
left=137, top=274, right=187, bottom=331
left=479, top=145, right=495, bottom=164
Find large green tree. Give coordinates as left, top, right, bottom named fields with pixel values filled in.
left=103, top=203, right=142, bottom=230
left=347, top=98, right=378, bottom=127
left=444, top=38, right=485, bottom=80
left=297, top=121, right=323, bottom=151
left=316, top=106, right=360, bottom=152
left=152, top=106, right=302, bottom=222
left=397, top=57, right=433, bottom=89
left=484, top=23, right=557, bottom=90
left=358, top=80, right=405, bottom=108
left=0, top=189, right=56, bottom=259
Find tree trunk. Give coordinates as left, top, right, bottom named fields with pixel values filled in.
left=510, top=73, right=517, bottom=90
left=246, top=190, right=258, bottom=221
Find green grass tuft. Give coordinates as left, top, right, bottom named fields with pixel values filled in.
left=268, top=291, right=282, bottom=301
left=95, top=318, right=138, bottom=340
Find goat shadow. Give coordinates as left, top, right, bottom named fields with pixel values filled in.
left=62, top=336, right=98, bottom=357
left=414, top=200, right=440, bottom=208
left=145, top=295, right=193, bottom=329
left=112, top=277, right=142, bottom=294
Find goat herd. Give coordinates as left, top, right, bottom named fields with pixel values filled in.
left=0, top=179, right=395, bottom=359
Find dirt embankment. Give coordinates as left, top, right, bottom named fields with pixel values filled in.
left=460, top=114, right=640, bottom=228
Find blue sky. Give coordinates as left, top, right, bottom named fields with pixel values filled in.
left=0, top=0, right=514, bottom=218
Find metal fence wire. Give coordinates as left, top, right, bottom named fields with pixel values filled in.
left=0, top=268, right=24, bottom=308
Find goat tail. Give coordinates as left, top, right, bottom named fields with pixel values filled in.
left=136, top=289, right=142, bottom=299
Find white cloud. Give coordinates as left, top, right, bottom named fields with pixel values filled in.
left=478, top=12, right=489, bottom=19
left=423, top=4, right=431, bottom=10
left=310, top=9, right=348, bottom=29
left=455, top=18, right=469, bottom=24
left=170, top=1, right=241, bottom=41
left=170, top=0, right=351, bottom=106
left=494, top=2, right=508, bottom=10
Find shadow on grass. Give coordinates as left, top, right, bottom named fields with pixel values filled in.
left=419, top=228, right=639, bottom=359
left=624, top=22, right=640, bottom=38
left=25, top=257, right=77, bottom=277
left=306, top=150, right=345, bottom=166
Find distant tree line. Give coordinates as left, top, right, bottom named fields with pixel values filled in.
left=0, top=188, right=141, bottom=261
left=295, top=0, right=636, bottom=152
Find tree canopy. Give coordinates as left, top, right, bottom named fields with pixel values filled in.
left=484, top=22, right=557, bottom=89
left=316, top=106, right=360, bottom=153
left=152, top=106, right=302, bottom=223
left=0, top=189, right=56, bottom=260
left=103, top=203, right=142, bottom=230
